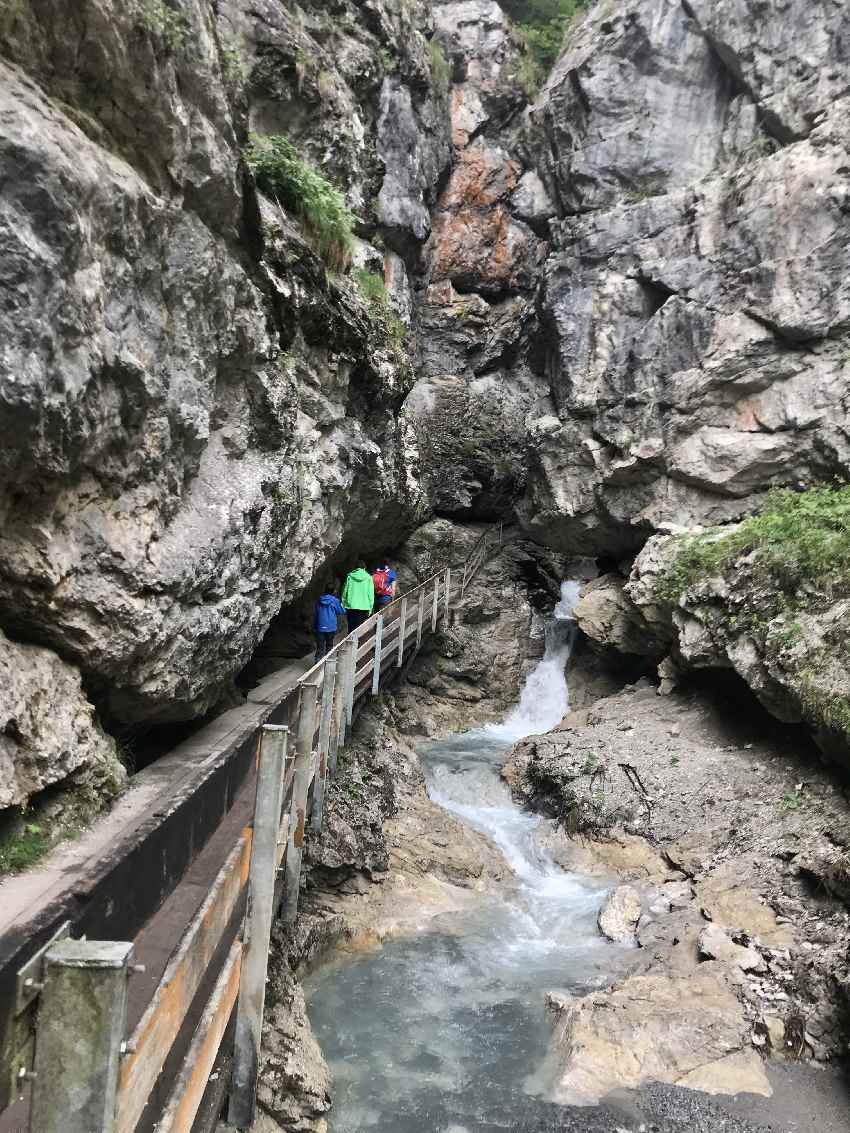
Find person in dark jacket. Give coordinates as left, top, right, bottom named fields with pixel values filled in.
left=313, top=588, right=346, bottom=661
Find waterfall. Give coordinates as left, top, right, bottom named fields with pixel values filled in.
left=488, top=579, right=581, bottom=744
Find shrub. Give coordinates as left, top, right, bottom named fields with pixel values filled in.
left=132, top=0, right=188, bottom=53
left=429, top=40, right=452, bottom=96
left=656, top=485, right=850, bottom=603
left=353, top=268, right=406, bottom=349
left=510, top=0, right=591, bottom=95
left=244, top=135, right=355, bottom=270
left=219, top=34, right=246, bottom=89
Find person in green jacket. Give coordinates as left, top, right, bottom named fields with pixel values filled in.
left=341, top=561, right=374, bottom=632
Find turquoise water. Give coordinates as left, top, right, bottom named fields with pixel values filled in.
left=305, top=585, right=625, bottom=1132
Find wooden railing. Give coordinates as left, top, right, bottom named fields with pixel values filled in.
left=9, top=533, right=498, bottom=1133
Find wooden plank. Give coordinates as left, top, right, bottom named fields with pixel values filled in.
left=228, top=726, right=289, bottom=1128
left=444, top=567, right=451, bottom=626
left=274, top=814, right=290, bottom=872
left=157, top=940, right=242, bottom=1133
left=311, top=660, right=337, bottom=833
left=417, top=587, right=425, bottom=649
left=432, top=579, right=439, bottom=631
left=356, top=636, right=375, bottom=663
left=283, top=684, right=317, bottom=924
left=345, top=634, right=359, bottom=728
left=371, top=615, right=384, bottom=695
left=398, top=599, right=407, bottom=666
left=115, top=834, right=251, bottom=1133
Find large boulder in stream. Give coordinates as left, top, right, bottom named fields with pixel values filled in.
left=597, top=884, right=641, bottom=945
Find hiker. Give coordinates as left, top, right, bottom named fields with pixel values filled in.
left=372, top=560, right=397, bottom=611
left=313, top=587, right=346, bottom=662
left=341, top=560, right=374, bottom=632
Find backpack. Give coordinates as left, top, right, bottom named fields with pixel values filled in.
left=373, top=569, right=393, bottom=600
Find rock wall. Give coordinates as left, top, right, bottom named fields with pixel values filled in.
left=518, top=0, right=850, bottom=554
left=403, top=1, right=552, bottom=521
left=0, top=0, right=453, bottom=815
left=574, top=521, right=850, bottom=760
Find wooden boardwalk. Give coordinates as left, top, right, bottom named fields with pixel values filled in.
left=0, top=530, right=497, bottom=1133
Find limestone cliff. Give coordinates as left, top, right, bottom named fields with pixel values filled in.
left=2, top=0, right=849, bottom=821
left=0, top=0, right=452, bottom=818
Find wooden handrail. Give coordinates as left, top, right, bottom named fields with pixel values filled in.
left=23, top=525, right=500, bottom=1133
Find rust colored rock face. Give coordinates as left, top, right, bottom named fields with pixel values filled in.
left=430, top=144, right=546, bottom=296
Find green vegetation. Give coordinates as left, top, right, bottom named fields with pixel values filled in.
left=429, top=40, right=452, bottom=96
left=219, top=34, right=246, bottom=89
left=655, top=486, right=850, bottom=743
left=244, top=134, right=355, bottom=270
left=510, top=0, right=591, bottom=95
left=0, top=821, right=52, bottom=875
left=132, top=0, right=188, bottom=53
left=799, top=674, right=850, bottom=739
left=379, top=47, right=397, bottom=75
left=353, top=268, right=406, bottom=350
left=656, top=486, right=850, bottom=604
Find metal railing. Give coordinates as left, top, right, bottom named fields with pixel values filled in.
left=6, top=531, right=499, bottom=1133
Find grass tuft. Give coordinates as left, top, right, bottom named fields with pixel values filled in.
left=429, top=40, right=452, bottom=96
left=353, top=268, right=406, bottom=351
left=0, top=821, right=52, bottom=875
left=655, top=486, right=850, bottom=604
left=244, top=134, right=355, bottom=270
left=510, top=0, right=591, bottom=96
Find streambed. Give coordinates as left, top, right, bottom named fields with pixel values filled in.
left=304, top=585, right=630, bottom=1130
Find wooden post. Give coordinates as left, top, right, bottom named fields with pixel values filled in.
left=311, top=660, right=337, bottom=832
left=334, top=639, right=354, bottom=765
left=397, top=598, right=408, bottom=667
left=444, top=566, right=451, bottom=626
left=328, top=653, right=344, bottom=779
left=344, top=634, right=358, bottom=727
left=416, top=587, right=425, bottom=650
left=283, top=682, right=318, bottom=924
left=30, top=939, right=133, bottom=1133
left=229, top=725, right=289, bottom=1129
left=431, top=578, right=439, bottom=632
left=371, top=614, right=384, bottom=696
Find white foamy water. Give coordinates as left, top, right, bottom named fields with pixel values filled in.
left=305, top=580, right=627, bottom=1132
left=487, top=579, right=581, bottom=744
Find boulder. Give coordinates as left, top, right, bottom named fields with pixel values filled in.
left=0, top=630, right=125, bottom=812
left=597, top=884, right=642, bottom=945
left=698, top=924, right=765, bottom=974
left=548, top=970, right=772, bottom=1104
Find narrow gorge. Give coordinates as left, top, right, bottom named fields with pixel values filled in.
left=1, top=0, right=850, bottom=1130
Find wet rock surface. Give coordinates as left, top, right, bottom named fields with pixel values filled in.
left=507, top=677, right=850, bottom=1078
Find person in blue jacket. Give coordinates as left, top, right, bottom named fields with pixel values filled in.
left=313, top=588, right=347, bottom=661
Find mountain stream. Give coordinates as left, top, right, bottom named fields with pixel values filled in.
left=305, top=583, right=628, bottom=1130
